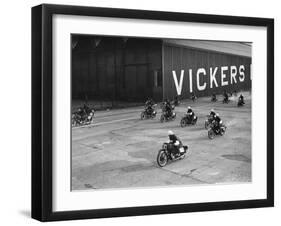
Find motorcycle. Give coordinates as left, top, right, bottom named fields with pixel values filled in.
left=211, top=95, right=217, bottom=102
left=180, top=113, right=198, bottom=127
left=208, top=122, right=227, bottom=139
left=160, top=107, right=176, bottom=122
left=173, top=96, right=180, bottom=106
left=157, top=142, right=188, bottom=167
left=140, top=104, right=157, bottom=119
left=222, top=97, right=230, bottom=104
left=237, top=98, right=245, bottom=107
left=191, top=94, right=197, bottom=102
left=72, top=107, right=95, bottom=127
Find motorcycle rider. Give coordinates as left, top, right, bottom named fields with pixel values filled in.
left=163, top=99, right=173, bottom=118
left=209, top=109, right=216, bottom=119
left=212, top=113, right=223, bottom=133
left=191, top=92, right=196, bottom=102
left=211, top=92, right=217, bottom=101
left=145, top=98, right=154, bottom=115
left=223, top=90, right=229, bottom=103
left=173, top=95, right=180, bottom=106
left=77, top=103, right=89, bottom=121
left=238, top=94, right=245, bottom=105
left=82, top=103, right=92, bottom=115
left=168, top=130, right=183, bottom=159
left=186, top=106, right=195, bottom=121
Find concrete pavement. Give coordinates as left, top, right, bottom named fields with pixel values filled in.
left=72, top=93, right=251, bottom=190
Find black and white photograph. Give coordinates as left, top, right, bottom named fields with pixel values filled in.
left=71, top=35, right=252, bottom=191
left=29, top=3, right=274, bottom=222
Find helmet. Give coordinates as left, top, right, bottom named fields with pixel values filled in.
left=187, top=106, right=191, bottom=109
left=168, top=130, right=174, bottom=135
left=216, top=113, right=219, bottom=117
left=210, top=109, right=215, bottom=113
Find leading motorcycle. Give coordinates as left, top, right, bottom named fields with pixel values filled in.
left=157, top=142, right=189, bottom=167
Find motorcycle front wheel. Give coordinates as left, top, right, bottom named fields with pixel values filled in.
left=220, top=126, right=226, bottom=136
left=157, top=150, right=168, bottom=167
left=180, top=118, right=187, bottom=127
left=72, top=119, right=76, bottom=127
left=208, top=129, right=215, bottom=139
left=140, top=112, right=146, bottom=120
left=205, top=120, right=209, bottom=129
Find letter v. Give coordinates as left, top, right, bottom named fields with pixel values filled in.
left=172, top=70, right=184, bottom=95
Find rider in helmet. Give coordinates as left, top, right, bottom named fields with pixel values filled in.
left=223, top=90, right=229, bottom=102
left=191, top=92, right=196, bottom=102
left=209, top=109, right=216, bottom=119
left=168, top=130, right=182, bottom=159
left=164, top=99, right=173, bottom=118
left=77, top=103, right=90, bottom=122
left=145, top=98, right=154, bottom=115
left=83, top=103, right=91, bottom=115
left=238, top=94, right=245, bottom=104
left=173, top=95, right=180, bottom=106
left=212, top=113, right=223, bottom=133
left=186, top=106, right=195, bottom=121
left=211, top=92, right=217, bottom=101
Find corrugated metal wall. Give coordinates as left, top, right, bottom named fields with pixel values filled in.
left=72, top=37, right=252, bottom=104
left=72, top=36, right=162, bottom=103
left=163, top=44, right=252, bottom=100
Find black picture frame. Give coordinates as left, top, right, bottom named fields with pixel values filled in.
left=32, top=4, right=274, bottom=222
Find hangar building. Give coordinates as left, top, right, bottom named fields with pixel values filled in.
left=72, top=35, right=251, bottom=103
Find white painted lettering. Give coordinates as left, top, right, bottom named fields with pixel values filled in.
left=230, top=66, right=237, bottom=84
left=239, top=65, right=245, bottom=82
left=210, top=67, right=218, bottom=88
left=221, top=66, right=229, bottom=86
left=189, top=69, right=193, bottom=93
left=172, top=70, right=185, bottom=95
left=196, top=68, right=207, bottom=91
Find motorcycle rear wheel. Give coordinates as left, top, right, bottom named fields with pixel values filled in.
left=157, top=150, right=168, bottom=167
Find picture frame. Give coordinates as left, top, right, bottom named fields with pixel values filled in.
left=32, top=4, right=274, bottom=222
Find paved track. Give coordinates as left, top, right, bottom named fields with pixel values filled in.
left=72, top=94, right=251, bottom=190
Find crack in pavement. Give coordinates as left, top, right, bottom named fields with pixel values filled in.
left=160, top=166, right=209, bottom=184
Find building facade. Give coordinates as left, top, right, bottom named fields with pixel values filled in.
left=72, top=35, right=251, bottom=103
